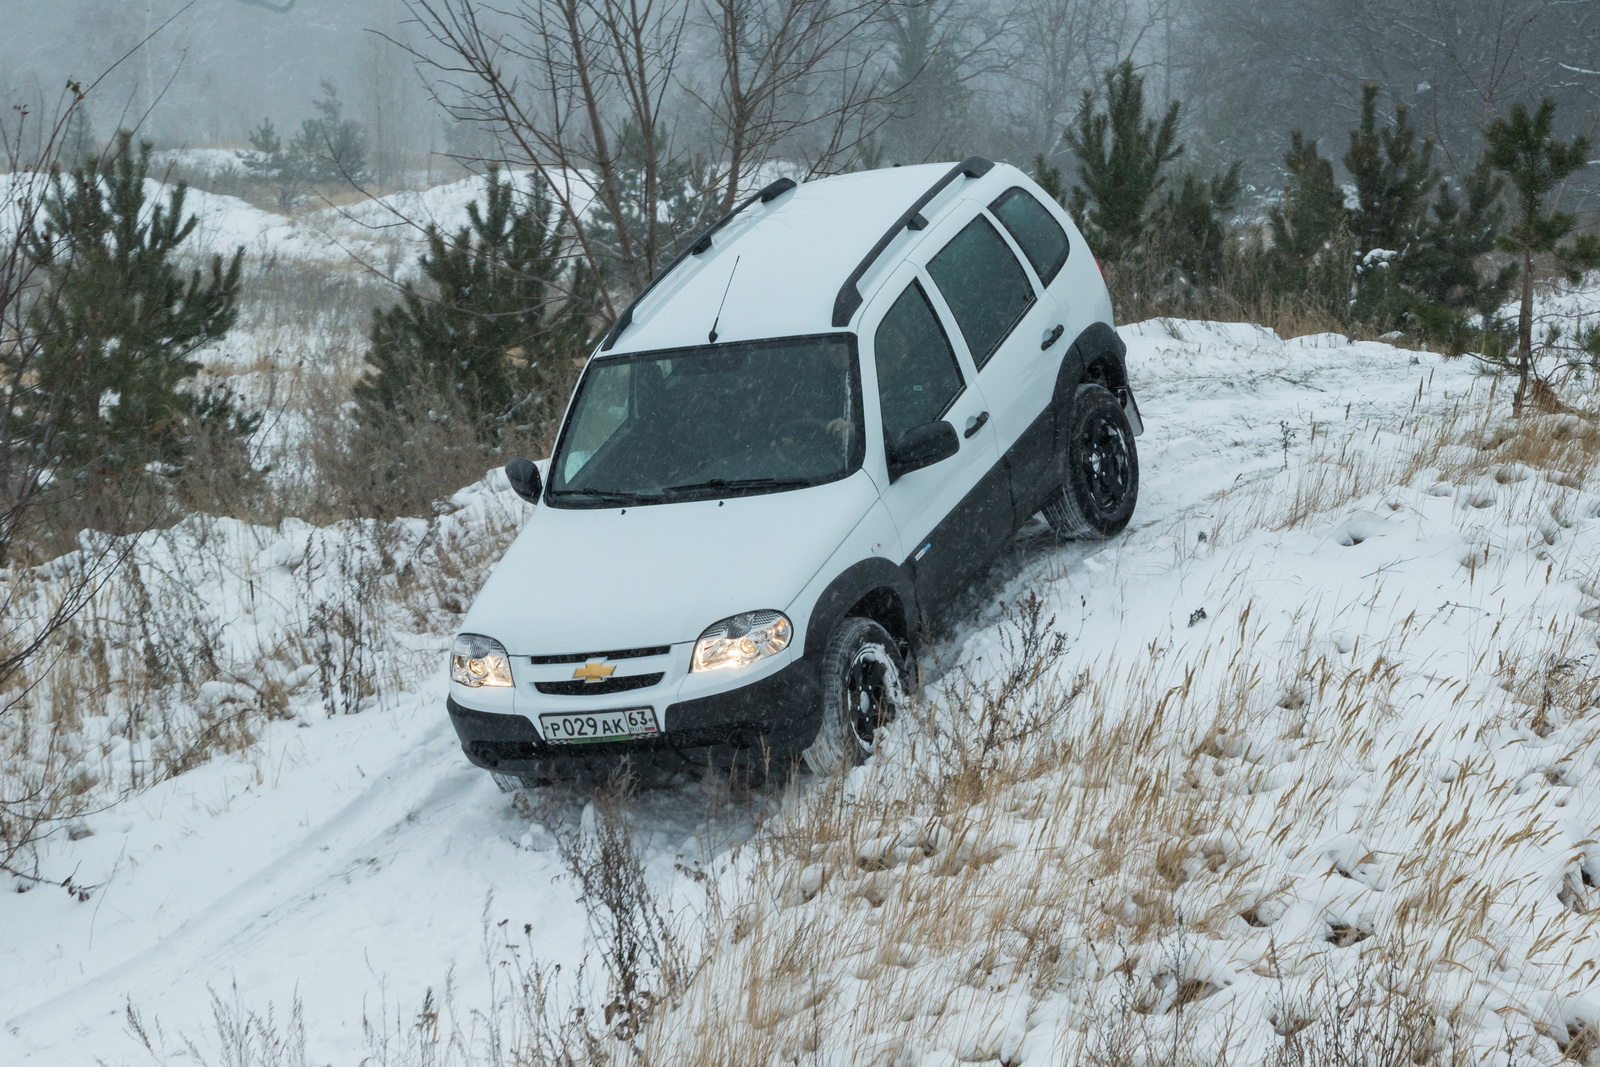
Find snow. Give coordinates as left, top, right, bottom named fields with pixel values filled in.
left=2, top=168, right=1599, bottom=1063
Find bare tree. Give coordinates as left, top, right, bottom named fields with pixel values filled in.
left=359, top=35, right=420, bottom=187
left=994, top=0, right=1136, bottom=163
left=399, top=0, right=897, bottom=306
left=1181, top=0, right=1600, bottom=180
left=692, top=0, right=897, bottom=211
left=874, top=0, right=1016, bottom=164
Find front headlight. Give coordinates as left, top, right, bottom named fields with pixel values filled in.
left=692, top=611, right=793, bottom=672
left=451, top=633, right=514, bottom=687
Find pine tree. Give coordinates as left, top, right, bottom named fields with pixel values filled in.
left=1406, top=157, right=1516, bottom=354
left=1157, top=163, right=1243, bottom=289
left=63, top=101, right=94, bottom=168
left=1343, top=85, right=1439, bottom=330
left=1266, top=132, right=1352, bottom=320
left=586, top=122, right=717, bottom=290
left=239, top=82, right=371, bottom=211
left=1484, top=98, right=1600, bottom=413
left=291, top=81, right=369, bottom=185
left=356, top=169, right=596, bottom=449
left=1344, top=85, right=1437, bottom=257
left=1063, top=60, right=1182, bottom=262
left=25, top=131, right=248, bottom=476
left=239, top=117, right=306, bottom=211
left=1030, top=155, right=1066, bottom=207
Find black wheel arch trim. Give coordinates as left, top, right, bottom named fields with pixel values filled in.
left=804, top=557, right=918, bottom=663
left=1052, top=322, right=1142, bottom=436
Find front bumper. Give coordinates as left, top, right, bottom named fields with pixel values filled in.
left=447, top=656, right=821, bottom=779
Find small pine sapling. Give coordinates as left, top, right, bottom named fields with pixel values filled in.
left=1484, top=98, right=1599, bottom=413
left=24, top=131, right=249, bottom=480
left=291, top=80, right=369, bottom=186
left=238, top=117, right=304, bottom=211
left=586, top=121, right=717, bottom=290
left=356, top=168, right=596, bottom=454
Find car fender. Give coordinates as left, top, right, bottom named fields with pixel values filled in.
left=789, top=500, right=916, bottom=664
left=1051, top=322, right=1141, bottom=438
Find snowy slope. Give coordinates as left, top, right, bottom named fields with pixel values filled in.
left=12, top=313, right=1592, bottom=1064
left=646, top=330, right=1600, bottom=1062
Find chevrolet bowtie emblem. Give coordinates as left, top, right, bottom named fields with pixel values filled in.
left=572, top=662, right=617, bottom=683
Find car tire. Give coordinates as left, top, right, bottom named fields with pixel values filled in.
left=1042, top=383, right=1139, bottom=539
left=802, top=617, right=907, bottom=775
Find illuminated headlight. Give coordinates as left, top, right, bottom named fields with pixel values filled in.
left=692, top=611, right=792, bottom=672
left=451, top=633, right=514, bottom=687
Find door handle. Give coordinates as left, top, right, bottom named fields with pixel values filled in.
left=1041, top=324, right=1065, bottom=350
left=964, top=411, right=990, bottom=438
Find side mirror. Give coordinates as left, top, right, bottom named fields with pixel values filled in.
left=505, top=457, right=542, bottom=504
left=887, top=421, right=959, bottom=481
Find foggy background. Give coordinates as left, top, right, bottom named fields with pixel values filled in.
left=5, top=0, right=1597, bottom=202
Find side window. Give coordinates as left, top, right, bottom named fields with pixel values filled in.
left=874, top=281, right=964, bottom=446
left=926, top=216, right=1035, bottom=369
left=990, top=187, right=1070, bottom=285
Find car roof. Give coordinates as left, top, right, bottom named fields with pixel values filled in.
left=603, top=161, right=1017, bottom=356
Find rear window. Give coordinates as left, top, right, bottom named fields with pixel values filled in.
left=989, top=187, right=1070, bottom=285
left=926, top=216, right=1035, bottom=369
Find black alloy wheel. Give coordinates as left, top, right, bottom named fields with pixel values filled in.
left=1042, top=383, right=1139, bottom=539
left=803, top=616, right=907, bottom=774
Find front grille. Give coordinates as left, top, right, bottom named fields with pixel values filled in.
left=528, top=645, right=671, bottom=665
left=535, top=672, right=665, bottom=696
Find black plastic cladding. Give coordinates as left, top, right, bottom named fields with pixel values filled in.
left=599, top=177, right=798, bottom=352
left=830, top=156, right=994, bottom=329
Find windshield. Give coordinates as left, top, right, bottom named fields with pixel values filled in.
left=549, top=335, right=863, bottom=507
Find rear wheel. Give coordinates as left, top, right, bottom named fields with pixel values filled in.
left=1043, top=383, right=1139, bottom=539
left=802, top=617, right=906, bottom=775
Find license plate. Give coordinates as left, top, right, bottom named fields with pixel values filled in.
left=538, top=706, right=659, bottom=745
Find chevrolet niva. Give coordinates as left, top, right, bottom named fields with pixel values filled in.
left=446, top=156, right=1142, bottom=786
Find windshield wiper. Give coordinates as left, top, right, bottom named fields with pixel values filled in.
left=552, top=487, right=664, bottom=505
left=662, top=477, right=815, bottom=499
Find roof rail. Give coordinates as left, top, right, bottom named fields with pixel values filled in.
left=599, top=177, right=798, bottom=352
left=830, top=156, right=993, bottom=329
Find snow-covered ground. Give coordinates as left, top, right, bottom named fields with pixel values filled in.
left=6, top=311, right=1595, bottom=1063
left=3, top=173, right=1599, bottom=1063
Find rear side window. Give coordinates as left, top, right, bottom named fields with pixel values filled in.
left=874, top=281, right=964, bottom=446
left=990, top=187, right=1070, bottom=285
left=926, top=216, right=1034, bottom=369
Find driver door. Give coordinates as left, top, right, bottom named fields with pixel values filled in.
left=864, top=269, right=1008, bottom=615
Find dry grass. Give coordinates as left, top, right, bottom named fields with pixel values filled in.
left=0, top=482, right=529, bottom=887
left=612, top=382, right=1600, bottom=1066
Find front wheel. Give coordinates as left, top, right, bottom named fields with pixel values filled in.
left=802, top=617, right=907, bottom=775
left=1042, top=383, right=1139, bottom=539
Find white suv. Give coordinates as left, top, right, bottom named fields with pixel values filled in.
left=447, top=157, right=1142, bottom=784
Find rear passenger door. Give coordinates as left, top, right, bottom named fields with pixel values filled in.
left=924, top=192, right=1071, bottom=522
left=864, top=268, right=1008, bottom=615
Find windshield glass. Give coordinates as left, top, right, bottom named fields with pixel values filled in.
left=549, top=335, right=863, bottom=507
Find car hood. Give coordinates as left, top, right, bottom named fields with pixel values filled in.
left=461, top=471, right=881, bottom=654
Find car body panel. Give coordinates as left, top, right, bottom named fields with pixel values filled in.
left=460, top=470, right=883, bottom=656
